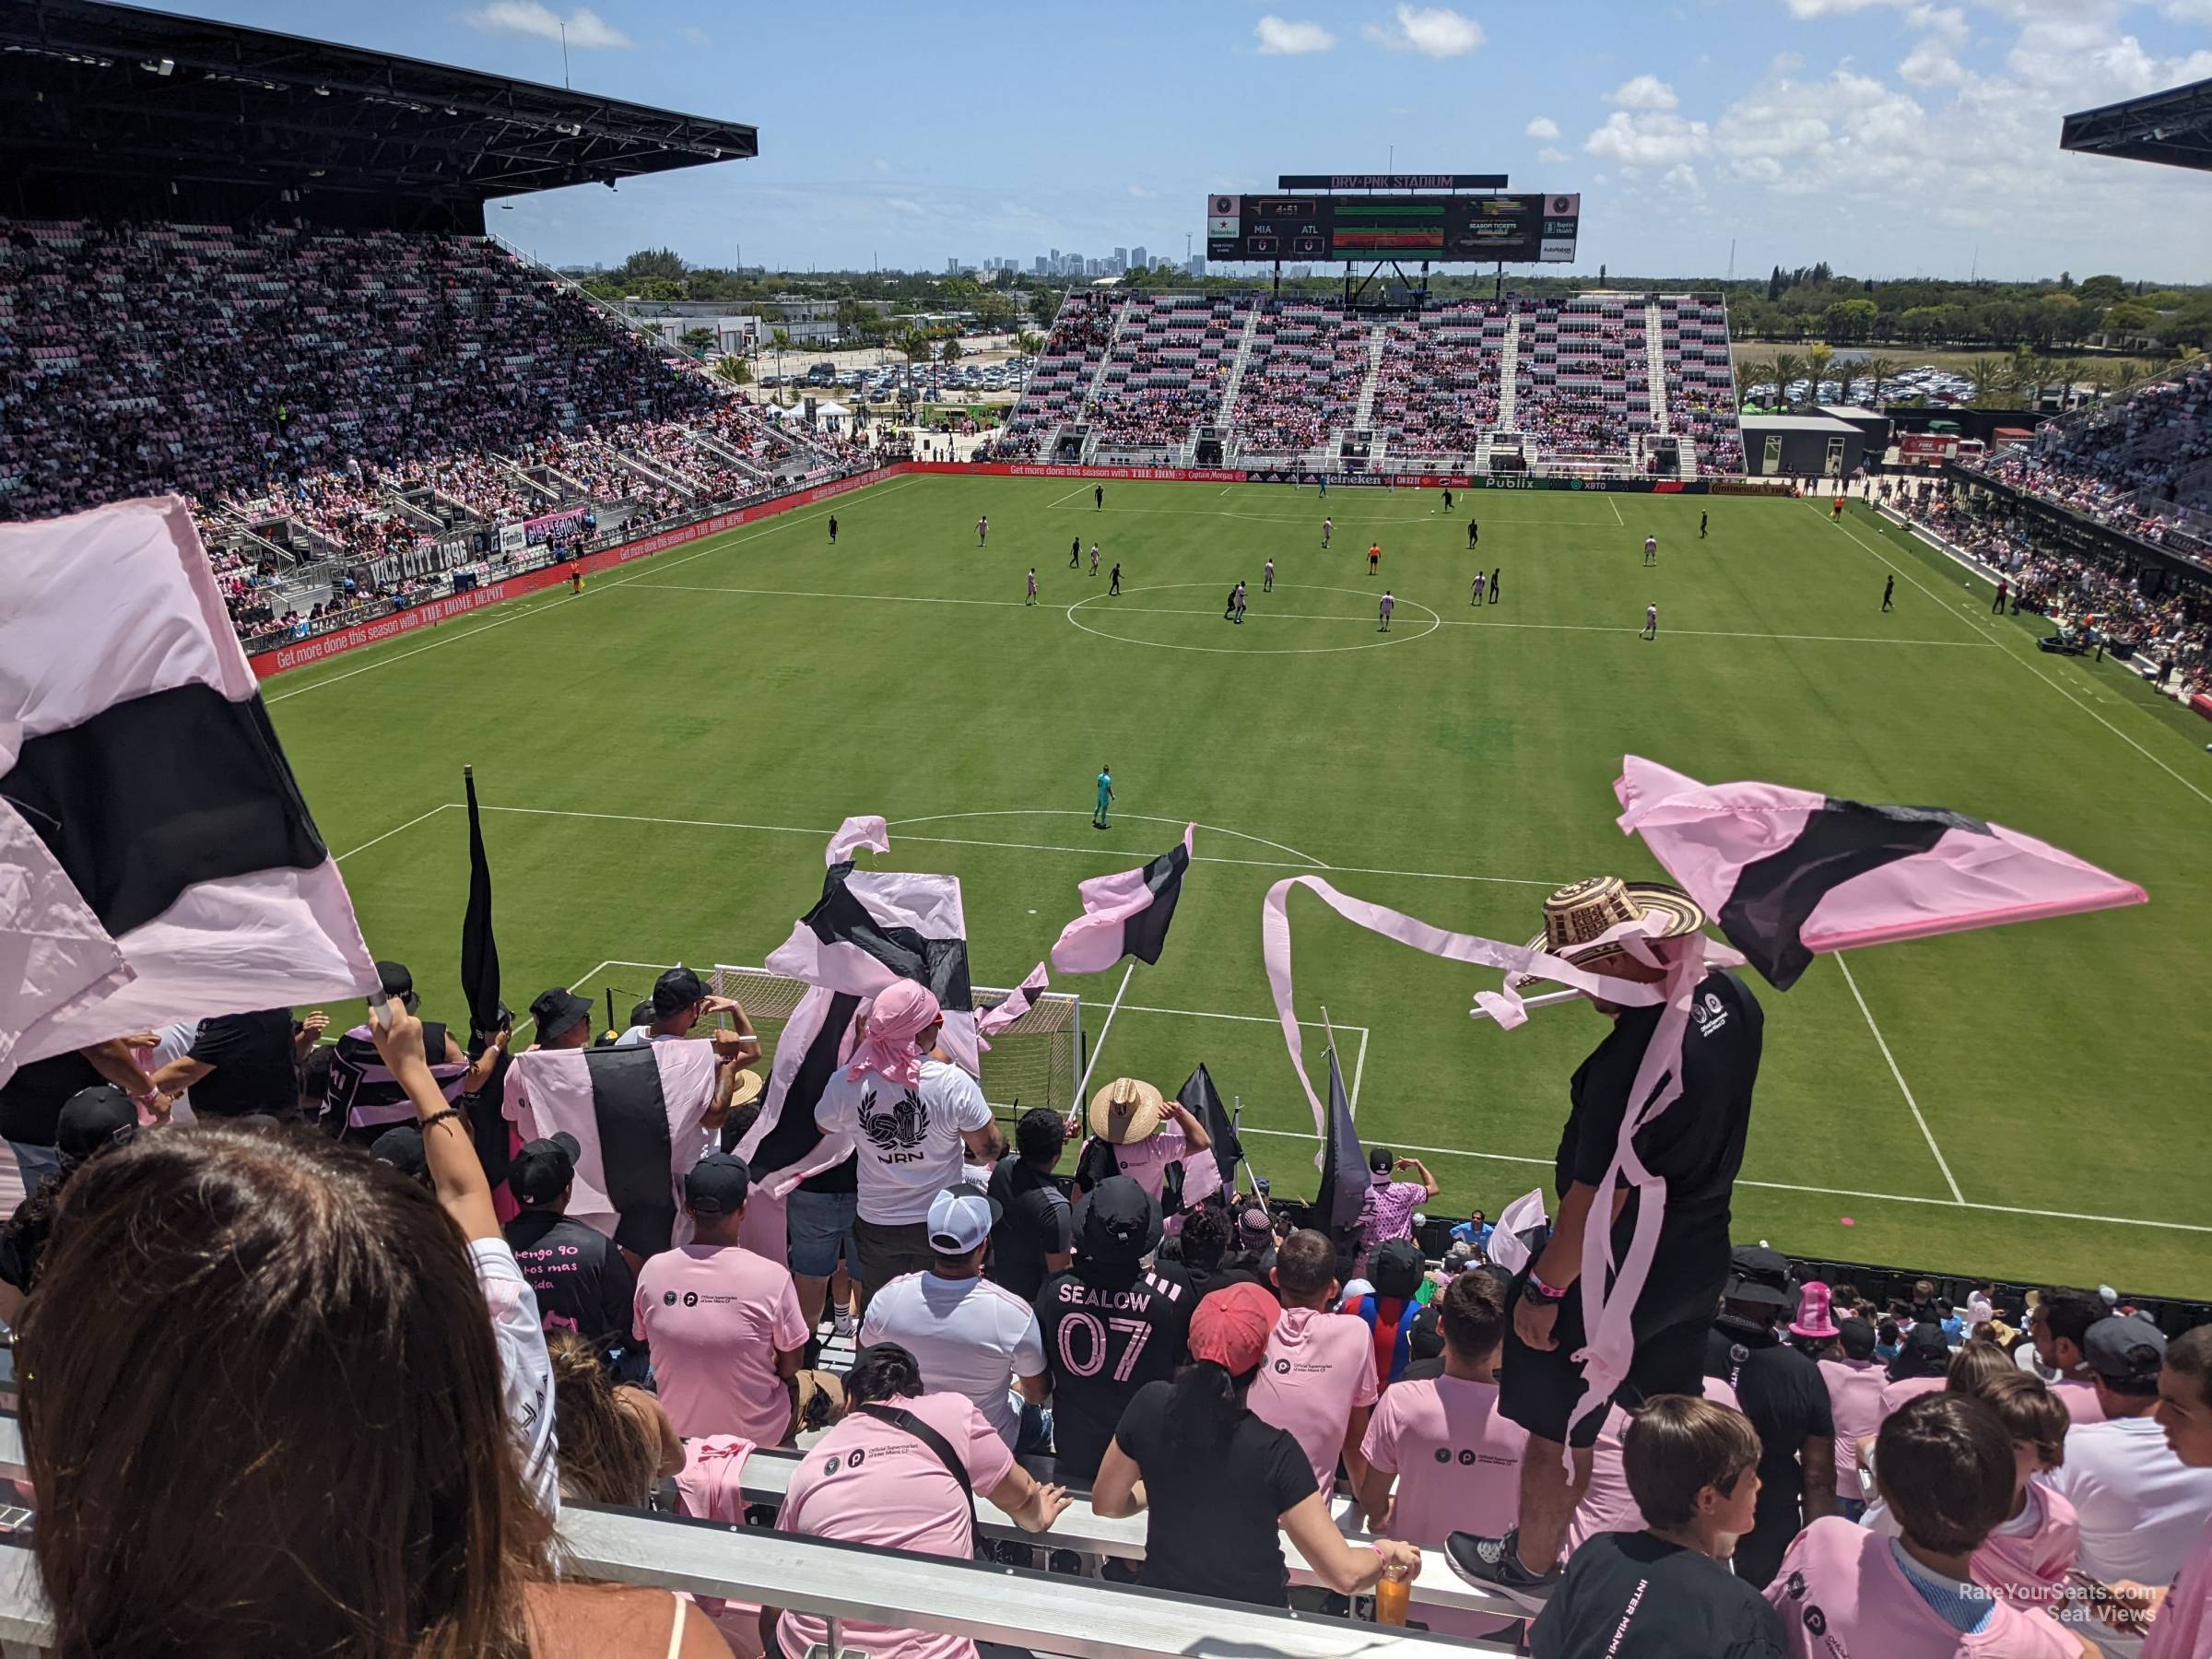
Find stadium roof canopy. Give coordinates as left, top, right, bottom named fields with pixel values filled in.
left=0, top=0, right=757, bottom=213
left=2060, top=76, right=2212, bottom=172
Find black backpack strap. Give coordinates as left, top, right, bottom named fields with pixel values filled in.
left=854, top=1403, right=977, bottom=1531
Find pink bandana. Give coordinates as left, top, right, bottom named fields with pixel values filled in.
left=844, top=980, right=941, bottom=1088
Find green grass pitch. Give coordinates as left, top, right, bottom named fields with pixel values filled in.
left=267, top=474, right=2212, bottom=1296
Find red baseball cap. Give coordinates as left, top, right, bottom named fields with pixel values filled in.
left=1189, top=1281, right=1281, bottom=1375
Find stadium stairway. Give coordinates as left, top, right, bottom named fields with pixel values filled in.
left=1497, top=312, right=1522, bottom=429
left=1644, top=300, right=1670, bottom=438
left=1216, top=306, right=1265, bottom=419
left=1351, top=323, right=1387, bottom=431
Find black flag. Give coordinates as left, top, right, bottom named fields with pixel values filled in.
left=1315, top=1043, right=1367, bottom=1234
left=460, top=766, right=502, bottom=1041
left=1178, top=1063, right=1241, bottom=1189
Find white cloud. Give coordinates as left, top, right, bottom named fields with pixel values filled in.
left=872, top=157, right=892, bottom=175
left=1779, top=0, right=1911, bottom=16
left=1363, top=6, right=1486, bottom=57
left=677, top=24, right=708, bottom=45
left=1606, top=74, right=1680, bottom=110
left=1525, top=116, right=1561, bottom=140
left=1662, top=163, right=1705, bottom=197
left=1254, top=16, right=1336, bottom=53
left=1537, top=146, right=1570, bottom=163
left=884, top=198, right=924, bottom=217
left=2165, top=0, right=2212, bottom=21
left=1584, top=109, right=1712, bottom=165
left=1906, top=4, right=1968, bottom=43
left=1127, top=183, right=1156, bottom=199
left=1899, top=37, right=1964, bottom=83
left=461, top=2, right=630, bottom=48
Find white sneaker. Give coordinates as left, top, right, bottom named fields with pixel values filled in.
left=831, top=1308, right=856, bottom=1341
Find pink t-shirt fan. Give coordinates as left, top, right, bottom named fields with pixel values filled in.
left=776, top=1392, right=1016, bottom=1659
left=1818, top=1356, right=1886, bottom=1497
left=1971, top=1479, right=2078, bottom=1616
left=2142, top=1515, right=2212, bottom=1659
left=1766, top=1516, right=2078, bottom=1658
left=1248, top=1307, right=1380, bottom=1499
left=633, top=1244, right=808, bottom=1444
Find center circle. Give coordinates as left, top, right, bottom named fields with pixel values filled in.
left=1065, top=582, right=1442, bottom=656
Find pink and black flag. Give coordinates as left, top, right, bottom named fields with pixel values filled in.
left=1614, top=756, right=2147, bottom=990
left=976, top=961, right=1049, bottom=1053
left=505, top=1040, right=722, bottom=1256
left=0, top=497, right=378, bottom=1085
left=1315, top=1043, right=1368, bottom=1234
left=1049, top=825, right=1194, bottom=975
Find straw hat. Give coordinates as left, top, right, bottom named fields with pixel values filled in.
left=1507, top=875, right=1711, bottom=989
left=728, top=1068, right=765, bottom=1110
left=1088, top=1077, right=1166, bottom=1145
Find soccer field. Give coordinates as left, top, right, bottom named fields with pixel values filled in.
left=267, top=474, right=2212, bottom=1297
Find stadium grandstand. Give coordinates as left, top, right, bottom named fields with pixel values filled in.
left=4, top=7, right=2212, bottom=1659
left=994, top=288, right=1747, bottom=478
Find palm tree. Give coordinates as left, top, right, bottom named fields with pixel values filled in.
left=1015, top=329, right=1044, bottom=358
left=709, top=354, right=751, bottom=390
left=1965, top=356, right=2006, bottom=408
left=1859, top=354, right=1902, bottom=407
left=1771, top=352, right=1805, bottom=409
left=1806, top=343, right=1836, bottom=405
left=768, top=328, right=794, bottom=406
left=1734, top=359, right=1765, bottom=411
left=939, top=337, right=963, bottom=364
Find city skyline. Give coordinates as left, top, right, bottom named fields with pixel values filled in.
left=161, top=0, right=2212, bottom=284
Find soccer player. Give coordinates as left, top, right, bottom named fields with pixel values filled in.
left=1233, top=581, right=1249, bottom=625
left=1094, top=765, right=1113, bottom=830
left=1379, top=591, right=1394, bottom=632
left=1641, top=602, right=1659, bottom=641
left=1368, top=541, right=1382, bottom=577
left=568, top=566, right=584, bottom=596
left=1026, top=569, right=1038, bottom=606
left=1322, top=516, right=1334, bottom=549
left=1094, top=484, right=1104, bottom=511
left=1488, top=567, right=1500, bottom=605
left=1468, top=517, right=1479, bottom=549
left=1830, top=495, right=1845, bottom=522
left=829, top=514, right=839, bottom=545
left=1109, top=562, right=1122, bottom=596
left=1089, top=542, right=1100, bottom=577
left=1994, top=577, right=2008, bottom=614
left=1264, top=557, right=1276, bottom=594
left=1471, top=571, right=1486, bottom=606
left=1643, top=534, right=1658, bottom=567
left=1224, top=582, right=1240, bottom=622
left=1443, top=487, right=1454, bottom=512
left=977, top=514, right=988, bottom=547
left=1069, top=536, right=1081, bottom=570
left=1882, top=573, right=1896, bottom=612
left=1699, top=510, right=1708, bottom=539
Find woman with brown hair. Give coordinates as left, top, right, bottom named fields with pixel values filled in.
left=17, top=1000, right=731, bottom=1658
left=546, top=1330, right=685, bottom=1507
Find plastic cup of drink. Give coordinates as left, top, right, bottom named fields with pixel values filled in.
left=1375, top=1562, right=1412, bottom=1626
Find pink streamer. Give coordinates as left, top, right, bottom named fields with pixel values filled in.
left=976, top=961, right=1048, bottom=1052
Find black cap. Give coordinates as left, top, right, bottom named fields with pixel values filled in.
left=1724, top=1244, right=1794, bottom=1308
left=56, top=1085, right=137, bottom=1171
left=528, top=986, right=593, bottom=1042
left=375, top=960, right=415, bottom=1000
left=653, top=967, right=709, bottom=1018
left=1408, top=1303, right=1444, bottom=1360
left=685, top=1152, right=752, bottom=1218
left=371, top=1124, right=428, bottom=1181
left=1838, top=1315, right=1878, bottom=1359
left=509, top=1132, right=581, bottom=1205
left=2084, top=1313, right=2167, bottom=1382
left=1074, top=1175, right=1160, bottom=1264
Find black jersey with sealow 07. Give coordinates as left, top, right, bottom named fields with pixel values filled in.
left=1033, top=1265, right=1191, bottom=1478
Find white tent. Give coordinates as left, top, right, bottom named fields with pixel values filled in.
left=813, top=400, right=851, bottom=419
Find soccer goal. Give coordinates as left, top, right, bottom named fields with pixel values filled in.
left=707, top=964, right=1084, bottom=1119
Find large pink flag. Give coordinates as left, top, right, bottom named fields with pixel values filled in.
left=1614, top=756, right=2147, bottom=989
left=1050, top=825, right=1194, bottom=974
left=1, top=497, right=379, bottom=1084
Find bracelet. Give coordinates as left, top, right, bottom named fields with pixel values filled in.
left=1527, top=1274, right=1570, bottom=1302
left=418, top=1106, right=465, bottom=1135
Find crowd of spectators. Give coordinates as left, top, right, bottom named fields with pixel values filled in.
left=2000, top=361, right=2212, bottom=523
left=1881, top=476, right=2212, bottom=697
left=7, top=923, right=2208, bottom=1658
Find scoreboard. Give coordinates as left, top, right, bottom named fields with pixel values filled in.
left=1205, top=192, right=1580, bottom=265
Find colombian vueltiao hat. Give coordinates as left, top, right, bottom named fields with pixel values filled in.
left=1507, top=874, right=1712, bottom=990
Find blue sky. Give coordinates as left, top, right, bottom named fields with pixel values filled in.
left=168, top=1, right=2212, bottom=280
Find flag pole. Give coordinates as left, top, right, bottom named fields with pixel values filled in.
left=1469, top=987, right=1584, bottom=1022
left=1069, top=959, right=1137, bottom=1129
left=1234, top=1093, right=1270, bottom=1215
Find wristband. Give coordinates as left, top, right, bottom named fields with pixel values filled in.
left=1527, top=1274, right=1569, bottom=1303
left=418, top=1106, right=465, bottom=1135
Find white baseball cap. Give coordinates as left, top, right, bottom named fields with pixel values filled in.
left=928, top=1184, right=1002, bottom=1254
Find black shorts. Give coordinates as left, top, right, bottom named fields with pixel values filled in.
left=1498, top=1272, right=1713, bottom=1449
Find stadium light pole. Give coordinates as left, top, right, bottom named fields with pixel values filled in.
left=559, top=18, right=571, bottom=88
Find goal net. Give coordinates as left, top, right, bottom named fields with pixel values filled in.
left=708, top=964, right=1083, bottom=1118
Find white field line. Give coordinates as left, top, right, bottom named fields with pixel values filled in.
left=1836, top=952, right=1964, bottom=1204
left=467, top=801, right=1564, bottom=888
left=1818, top=506, right=2212, bottom=809
left=1043, top=483, right=1093, bottom=508
left=334, top=802, right=454, bottom=862
left=1046, top=501, right=1616, bottom=528
left=596, top=579, right=1996, bottom=650
left=512, top=958, right=618, bottom=1041
left=1233, top=1127, right=2212, bottom=1235
left=1608, top=493, right=1624, bottom=527
left=264, top=481, right=916, bottom=704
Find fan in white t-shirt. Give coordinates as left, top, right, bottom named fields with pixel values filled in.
left=859, top=1186, right=1049, bottom=1448
left=810, top=983, right=997, bottom=1300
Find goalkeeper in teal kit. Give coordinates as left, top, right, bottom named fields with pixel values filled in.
left=1093, top=765, right=1114, bottom=830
